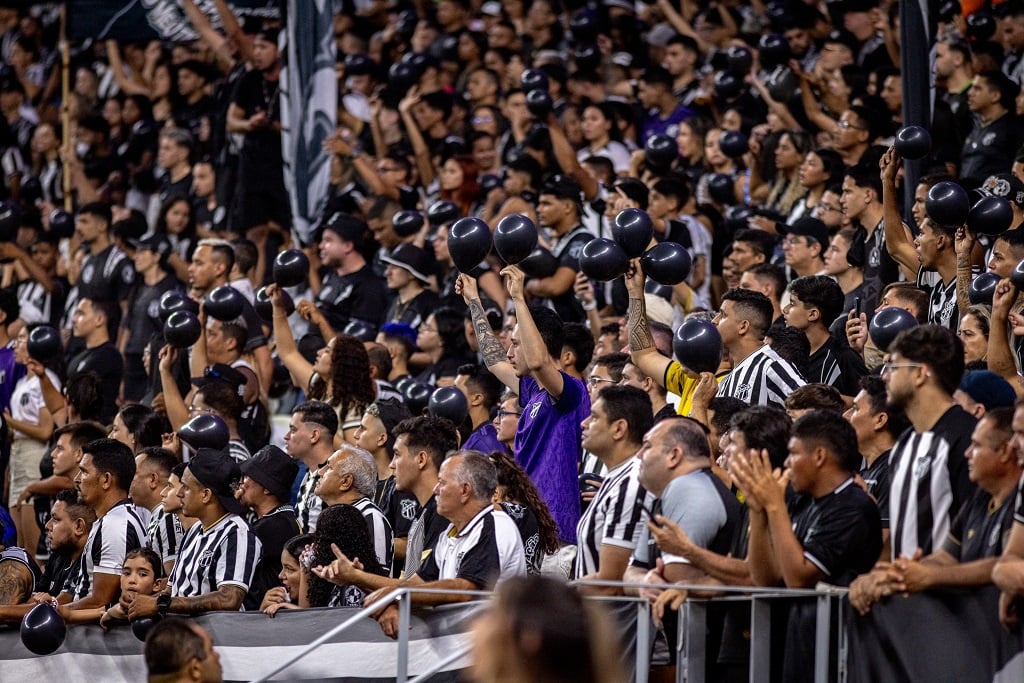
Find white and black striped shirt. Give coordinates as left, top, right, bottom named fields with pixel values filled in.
left=917, top=269, right=959, bottom=332
left=716, top=345, right=805, bottom=407
left=227, top=439, right=251, bottom=463
left=148, top=504, right=185, bottom=567
left=889, top=405, right=977, bottom=559
left=575, top=457, right=653, bottom=579
left=296, top=467, right=326, bottom=534
left=68, top=500, right=146, bottom=600
left=168, top=514, right=262, bottom=599
left=353, top=497, right=394, bottom=574
left=417, top=506, right=527, bottom=588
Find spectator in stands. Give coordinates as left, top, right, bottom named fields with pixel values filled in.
left=144, top=618, right=223, bottom=683
left=36, top=490, right=95, bottom=603
left=72, top=547, right=168, bottom=626
left=128, top=446, right=176, bottom=539
left=260, top=533, right=312, bottom=617
left=154, top=463, right=196, bottom=575
left=455, top=364, right=507, bottom=455
left=68, top=298, right=123, bottom=425
left=784, top=383, right=847, bottom=419
left=283, top=400, right=339, bottom=534
left=0, top=548, right=39, bottom=617
left=738, top=263, right=787, bottom=326
left=954, top=370, right=1018, bottom=418
left=994, top=398, right=1024, bottom=628
left=311, top=212, right=387, bottom=336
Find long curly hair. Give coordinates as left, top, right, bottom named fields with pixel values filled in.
left=306, top=504, right=385, bottom=607
left=309, top=334, right=375, bottom=420
left=489, top=450, right=560, bottom=554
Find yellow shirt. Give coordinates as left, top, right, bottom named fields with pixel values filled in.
left=663, top=361, right=728, bottom=416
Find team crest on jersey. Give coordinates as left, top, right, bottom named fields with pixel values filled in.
left=400, top=499, right=417, bottom=521
left=913, top=454, right=932, bottom=480
left=82, top=264, right=95, bottom=283
left=148, top=299, right=161, bottom=319
left=198, top=549, right=215, bottom=567
left=528, top=400, right=542, bottom=419
left=982, top=132, right=997, bottom=146
left=735, top=383, right=751, bottom=402
left=122, top=264, right=136, bottom=284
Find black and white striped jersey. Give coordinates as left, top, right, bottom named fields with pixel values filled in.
left=148, top=504, right=186, bottom=567
left=68, top=499, right=145, bottom=600
left=716, top=345, right=805, bottom=407
left=888, top=405, right=977, bottom=559
left=917, top=269, right=959, bottom=332
left=296, top=467, right=326, bottom=534
left=353, top=497, right=394, bottom=574
left=574, top=457, right=653, bottom=580
left=168, top=514, right=262, bottom=599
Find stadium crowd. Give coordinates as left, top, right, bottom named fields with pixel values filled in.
left=2, top=0, right=1024, bottom=681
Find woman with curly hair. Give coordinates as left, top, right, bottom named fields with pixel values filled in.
left=109, top=404, right=166, bottom=454
left=299, top=505, right=386, bottom=608
left=488, top=449, right=560, bottom=574
left=268, top=284, right=376, bottom=444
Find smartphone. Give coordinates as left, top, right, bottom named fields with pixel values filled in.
left=854, top=297, right=862, bottom=316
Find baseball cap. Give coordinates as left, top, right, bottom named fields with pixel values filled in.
left=540, top=174, right=583, bottom=203
left=187, top=449, right=243, bottom=516
left=191, top=363, right=247, bottom=398
left=958, top=370, right=1017, bottom=411
left=978, top=173, right=1024, bottom=209
left=321, top=212, right=369, bottom=244
left=379, top=244, right=433, bottom=283
left=240, top=445, right=298, bottom=503
left=129, top=232, right=172, bottom=254
left=0, top=547, right=41, bottom=591
left=779, top=217, right=831, bottom=249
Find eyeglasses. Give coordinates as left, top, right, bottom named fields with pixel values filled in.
left=817, top=203, right=839, bottom=213
left=472, top=116, right=494, bottom=124
left=880, top=362, right=924, bottom=375
left=782, top=236, right=807, bottom=247
left=587, top=376, right=616, bottom=387
left=188, top=404, right=216, bottom=414
left=836, top=119, right=865, bottom=131
left=497, top=410, right=521, bottom=419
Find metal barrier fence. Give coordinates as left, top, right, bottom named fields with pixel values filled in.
left=252, top=581, right=850, bottom=683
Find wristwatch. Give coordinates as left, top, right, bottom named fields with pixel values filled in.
left=157, top=593, right=172, bottom=618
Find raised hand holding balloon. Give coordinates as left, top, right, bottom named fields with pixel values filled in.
left=447, top=217, right=493, bottom=273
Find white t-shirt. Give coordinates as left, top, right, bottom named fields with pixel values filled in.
left=10, top=370, right=61, bottom=440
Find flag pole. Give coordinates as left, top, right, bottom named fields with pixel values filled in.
left=60, top=2, right=71, bottom=211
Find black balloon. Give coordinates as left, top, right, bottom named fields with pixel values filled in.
left=520, top=69, right=549, bottom=93
left=645, top=133, right=677, bottom=168
left=713, top=71, right=742, bottom=100
left=403, top=381, right=432, bottom=415
left=131, top=617, right=159, bottom=642
left=178, top=413, right=230, bottom=451
left=641, top=242, right=692, bottom=285
left=766, top=66, right=798, bottom=102
left=579, top=238, right=630, bottom=282
left=526, top=89, right=553, bottom=117
left=968, top=196, right=1014, bottom=235
left=672, top=319, right=723, bottom=374
left=392, top=210, right=423, bottom=237
left=612, top=208, right=655, bottom=258
left=479, top=174, right=503, bottom=195
left=428, top=386, right=468, bottom=424
left=204, top=285, right=245, bottom=321
left=20, top=603, right=66, bottom=655
left=388, top=61, right=418, bottom=89
left=645, top=278, right=674, bottom=302
left=723, top=205, right=755, bottom=233
left=158, top=290, right=199, bottom=322
left=869, top=307, right=918, bottom=351
left=448, top=217, right=493, bottom=272
left=394, top=375, right=416, bottom=397
left=707, top=173, right=736, bottom=205
left=758, top=33, right=790, bottom=68
left=894, top=125, right=932, bottom=161
left=967, top=12, right=996, bottom=41
left=273, top=249, right=310, bottom=288
left=427, top=200, right=460, bottom=227
left=494, top=214, right=539, bottom=265
left=254, top=285, right=294, bottom=322
left=48, top=209, right=75, bottom=239
left=518, top=247, right=559, bottom=279
left=925, top=181, right=970, bottom=226
left=569, top=9, right=598, bottom=42
left=573, top=43, right=601, bottom=72
left=969, top=271, right=1001, bottom=305
left=1012, top=258, right=1024, bottom=291
left=726, top=45, right=753, bottom=74
left=164, top=310, right=203, bottom=348
left=27, top=325, right=62, bottom=363
left=0, top=201, right=19, bottom=242
left=343, top=319, right=377, bottom=341
left=719, top=131, right=748, bottom=159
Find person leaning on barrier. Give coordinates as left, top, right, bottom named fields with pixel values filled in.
left=850, top=407, right=1021, bottom=615
left=991, top=398, right=1024, bottom=629
left=145, top=617, right=223, bottom=683
left=360, top=451, right=526, bottom=639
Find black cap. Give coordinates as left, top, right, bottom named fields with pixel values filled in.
left=191, top=363, right=247, bottom=398
left=240, top=445, right=298, bottom=503
left=979, top=173, right=1024, bottom=208
left=779, top=217, right=831, bottom=249
left=187, top=449, right=243, bottom=516
left=129, top=232, right=172, bottom=254
left=540, top=174, right=583, bottom=202
left=344, top=54, right=376, bottom=77
left=321, top=212, right=368, bottom=244
left=379, top=244, right=433, bottom=283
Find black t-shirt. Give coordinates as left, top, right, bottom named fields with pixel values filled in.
left=548, top=226, right=594, bottom=324
left=942, top=487, right=1015, bottom=563
left=124, top=275, right=179, bottom=355
left=384, top=289, right=439, bottom=330
left=159, top=172, right=194, bottom=205
left=67, top=341, right=124, bottom=425
left=194, top=199, right=228, bottom=234
left=961, top=112, right=1021, bottom=185
left=860, top=450, right=891, bottom=529
left=78, top=244, right=135, bottom=303
left=39, top=550, right=75, bottom=597
left=244, top=505, right=301, bottom=611
left=857, top=221, right=900, bottom=315
left=315, top=265, right=388, bottom=331
left=231, top=69, right=283, bottom=182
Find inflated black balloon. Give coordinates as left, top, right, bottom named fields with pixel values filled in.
left=0, top=201, right=19, bottom=242
left=521, top=69, right=549, bottom=94
left=672, top=319, right=723, bottom=374
left=726, top=45, right=753, bottom=75
left=570, top=8, right=599, bottom=42
left=479, top=174, right=503, bottom=196
left=439, top=34, right=459, bottom=62
left=968, top=271, right=1001, bottom=305
left=392, top=210, right=424, bottom=237
left=936, top=0, right=961, bottom=23
left=641, top=242, right=692, bottom=285
left=713, top=71, right=742, bottom=100
left=925, top=181, right=970, bottom=226
left=894, top=125, right=932, bottom=161
left=645, top=278, right=674, bottom=302
left=573, top=43, right=601, bottom=72
left=273, top=249, right=310, bottom=288
left=394, top=375, right=416, bottom=397
left=158, top=291, right=198, bottom=323
left=48, top=208, right=75, bottom=239
left=164, top=310, right=203, bottom=348
left=968, top=196, right=1014, bottom=235
left=707, top=173, right=736, bottom=205
left=27, top=325, right=62, bottom=363
left=20, top=603, right=66, bottom=655
left=719, top=131, right=748, bottom=159
left=526, top=89, right=553, bottom=117
left=1012, top=258, right=1024, bottom=291
left=494, top=214, right=539, bottom=265
left=343, top=319, right=377, bottom=341
left=131, top=617, right=159, bottom=643
left=254, top=285, right=294, bottom=322
left=518, top=246, right=559, bottom=279
left=204, top=285, right=245, bottom=321
left=869, top=307, right=919, bottom=351
left=20, top=175, right=41, bottom=203
left=612, top=208, right=655, bottom=258
left=967, top=12, right=996, bottom=41
left=766, top=66, right=798, bottom=102
left=404, top=381, right=432, bottom=415
left=645, top=133, right=677, bottom=168
left=723, top=205, right=755, bottom=233
left=579, top=238, right=630, bottom=282
left=448, top=217, right=493, bottom=272
left=388, top=61, right=418, bottom=89
left=427, top=200, right=460, bottom=227
left=758, top=32, right=790, bottom=68
left=428, top=386, right=468, bottom=424
left=178, top=413, right=230, bottom=451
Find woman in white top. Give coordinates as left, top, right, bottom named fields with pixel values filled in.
left=6, top=325, right=60, bottom=556
left=577, top=103, right=632, bottom=174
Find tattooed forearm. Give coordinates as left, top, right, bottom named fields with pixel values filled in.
left=469, top=298, right=507, bottom=367
left=171, top=585, right=245, bottom=614
left=628, top=296, right=653, bottom=352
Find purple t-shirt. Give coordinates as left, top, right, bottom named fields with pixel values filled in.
left=464, top=422, right=508, bottom=456
left=514, top=373, right=589, bottom=544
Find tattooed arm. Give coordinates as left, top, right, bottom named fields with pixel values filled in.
left=625, top=260, right=673, bottom=388
left=457, top=273, right=520, bottom=393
